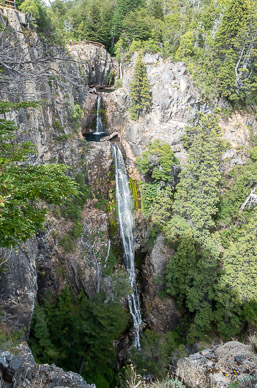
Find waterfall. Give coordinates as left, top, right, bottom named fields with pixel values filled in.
left=119, top=62, right=123, bottom=80
left=94, top=96, right=104, bottom=134
left=112, top=144, right=142, bottom=348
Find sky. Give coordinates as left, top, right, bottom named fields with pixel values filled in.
left=42, top=0, right=74, bottom=5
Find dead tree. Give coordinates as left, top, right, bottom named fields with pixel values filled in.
left=79, top=226, right=111, bottom=295
left=0, top=15, right=89, bottom=100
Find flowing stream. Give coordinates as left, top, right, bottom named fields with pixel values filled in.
left=94, top=96, right=104, bottom=134
left=112, top=144, right=142, bottom=348
left=119, top=62, right=123, bottom=80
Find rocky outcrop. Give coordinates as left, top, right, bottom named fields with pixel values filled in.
left=0, top=8, right=115, bottom=167
left=104, top=53, right=257, bottom=168
left=0, top=242, right=38, bottom=335
left=81, top=94, right=98, bottom=132
left=100, top=131, right=119, bottom=141
left=142, top=234, right=180, bottom=333
left=86, top=141, right=113, bottom=196
left=104, top=54, right=206, bottom=163
left=68, top=42, right=117, bottom=87
left=0, top=343, right=95, bottom=388
left=176, top=341, right=257, bottom=387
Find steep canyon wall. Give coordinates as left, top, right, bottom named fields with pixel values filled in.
left=1, top=7, right=257, bottom=387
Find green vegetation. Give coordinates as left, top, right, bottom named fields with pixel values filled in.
left=129, top=52, right=151, bottom=120
left=137, top=113, right=257, bottom=345
left=136, top=140, right=179, bottom=215
left=129, top=178, right=140, bottom=211
left=0, top=324, right=25, bottom=351
left=45, top=0, right=257, bottom=104
left=29, top=286, right=129, bottom=387
left=0, top=101, right=78, bottom=248
left=130, top=329, right=185, bottom=380
left=68, top=103, right=83, bottom=132
left=230, top=375, right=257, bottom=387
left=163, top=114, right=225, bottom=341
left=120, top=361, right=186, bottom=388
left=20, top=0, right=55, bottom=36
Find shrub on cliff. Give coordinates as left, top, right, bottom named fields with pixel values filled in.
left=20, top=0, right=52, bottom=34
left=136, top=140, right=179, bottom=215
left=0, top=101, right=78, bottom=248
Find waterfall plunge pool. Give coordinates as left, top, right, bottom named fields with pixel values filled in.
left=84, top=133, right=109, bottom=142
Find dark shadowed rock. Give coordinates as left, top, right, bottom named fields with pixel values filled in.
left=142, top=234, right=180, bottom=333
left=0, top=343, right=95, bottom=388
left=0, top=241, right=38, bottom=336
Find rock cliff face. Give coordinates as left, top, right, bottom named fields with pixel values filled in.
left=0, top=343, right=95, bottom=388
left=68, top=43, right=117, bottom=87
left=105, top=55, right=202, bottom=163
left=142, top=234, right=180, bottom=333
left=0, top=242, right=38, bottom=335
left=0, top=8, right=115, bottom=332
left=104, top=53, right=257, bottom=167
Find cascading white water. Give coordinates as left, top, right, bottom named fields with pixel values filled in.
left=112, top=144, right=142, bottom=348
left=94, top=96, right=104, bottom=134
left=119, top=62, right=123, bottom=80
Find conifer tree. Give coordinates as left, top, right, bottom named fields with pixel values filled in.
left=214, top=0, right=257, bottom=100
left=117, top=0, right=145, bottom=17
left=129, top=52, right=151, bottom=120
left=165, top=113, right=226, bottom=341
left=83, top=1, right=105, bottom=43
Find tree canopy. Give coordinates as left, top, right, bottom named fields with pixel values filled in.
left=42, top=0, right=257, bottom=103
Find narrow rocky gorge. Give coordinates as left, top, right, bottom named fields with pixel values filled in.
left=1, top=5, right=257, bottom=388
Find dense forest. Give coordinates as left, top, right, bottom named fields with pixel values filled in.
left=17, top=0, right=257, bottom=104
left=1, top=0, right=257, bottom=387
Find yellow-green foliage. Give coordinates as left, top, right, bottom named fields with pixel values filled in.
left=129, top=178, right=140, bottom=211
left=107, top=194, right=117, bottom=236
left=251, top=147, right=257, bottom=160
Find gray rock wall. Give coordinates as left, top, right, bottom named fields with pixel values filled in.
left=105, top=53, right=257, bottom=168
left=0, top=242, right=38, bottom=335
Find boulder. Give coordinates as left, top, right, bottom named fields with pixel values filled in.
left=0, top=343, right=95, bottom=388
left=176, top=341, right=257, bottom=387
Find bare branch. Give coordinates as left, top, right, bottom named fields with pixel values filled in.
left=239, top=185, right=257, bottom=213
